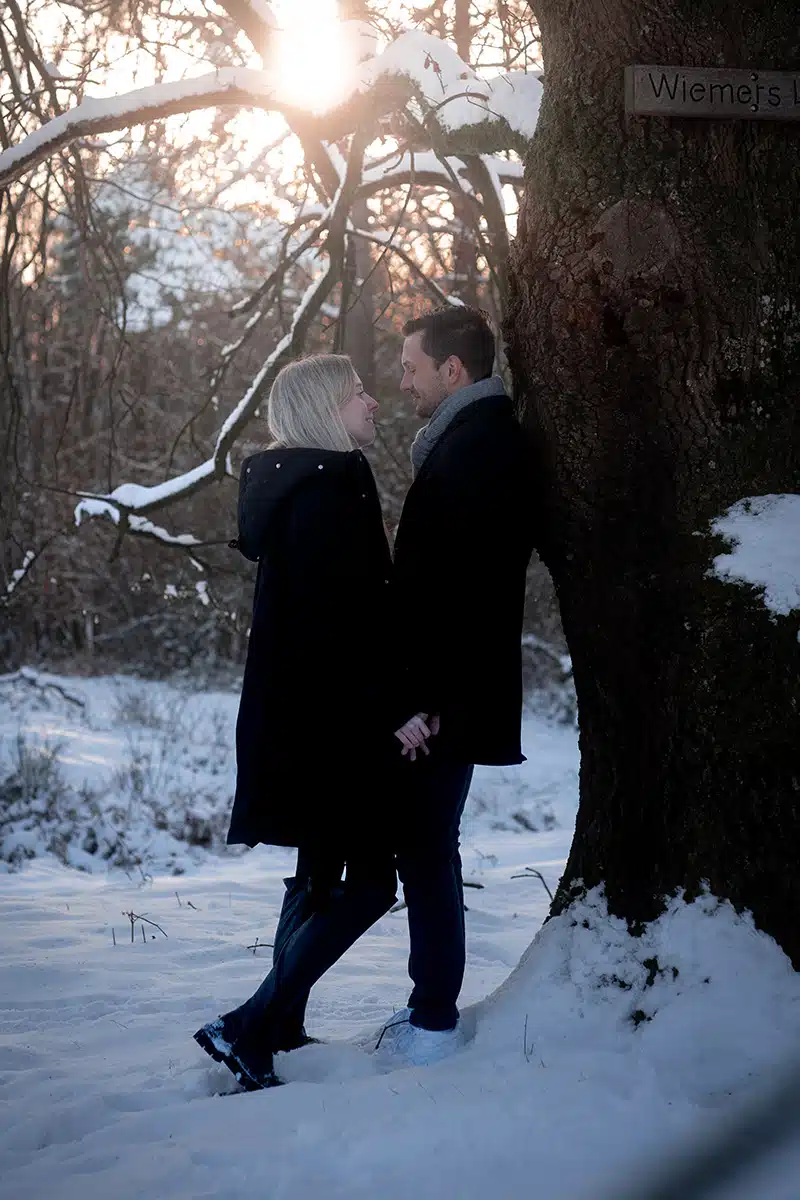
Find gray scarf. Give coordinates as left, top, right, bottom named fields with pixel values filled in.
left=410, top=375, right=507, bottom=478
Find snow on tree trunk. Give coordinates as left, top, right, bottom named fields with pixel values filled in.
left=507, top=1, right=800, bottom=963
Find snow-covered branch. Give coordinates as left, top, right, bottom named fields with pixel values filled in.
left=0, top=31, right=541, bottom=190
left=3, top=549, right=36, bottom=603
left=353, top=32, right=542, bottom=153
left=73, top=501, right=203, bottom=548
left=2, top=537, right=64, bottom=605
left=361, top=150, right=523, bottom=192
left=0, top=69, right=280, bottom=188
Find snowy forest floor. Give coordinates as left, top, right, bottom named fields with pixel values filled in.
left=0, top=671, right=799, bottom=1199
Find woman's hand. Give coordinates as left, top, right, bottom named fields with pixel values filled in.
left=394, top=713, right=432, bottom=760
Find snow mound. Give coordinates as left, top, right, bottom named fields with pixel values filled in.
left=478, top=888, right=800, bottom=1109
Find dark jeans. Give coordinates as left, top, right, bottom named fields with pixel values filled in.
left=229, top=843, right=396, bottom=1049
left=395, top=749, right=474, bottom=1031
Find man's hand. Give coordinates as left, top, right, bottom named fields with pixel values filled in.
left=394, top=713, right=432, bottom=760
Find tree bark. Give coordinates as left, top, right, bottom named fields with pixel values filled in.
left=507, top=1, right=800, bottom=962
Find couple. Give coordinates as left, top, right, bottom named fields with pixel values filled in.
left=194, top=306, right=533, bottom=1091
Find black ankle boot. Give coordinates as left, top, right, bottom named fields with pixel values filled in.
left=193, top=1014, right=282, bottom=1091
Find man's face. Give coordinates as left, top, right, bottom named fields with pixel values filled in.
left=400, top=332, right=450, bottom=418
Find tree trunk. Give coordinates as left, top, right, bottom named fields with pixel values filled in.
left=451, top=0, right=480, bottom=307
left=507, top=1, right=800, bottom=962
left=340, top=0, right=377, bottom=388
left=343, top=195, right=377, bottom=393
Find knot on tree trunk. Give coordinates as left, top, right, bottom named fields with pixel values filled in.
left=589, top=200, right=681, bottom=284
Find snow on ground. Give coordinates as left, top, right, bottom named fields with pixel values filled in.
left=0, top=670, right=571, bottom=878
left=1, top=673, right=799, bottom=1199
left=0, top=671, right=247, bottom=875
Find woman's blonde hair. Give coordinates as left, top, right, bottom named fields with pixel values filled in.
left=267, top=354, right=357, bottom=453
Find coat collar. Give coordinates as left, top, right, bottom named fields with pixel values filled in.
left=410, top=375, right=507, bottom=478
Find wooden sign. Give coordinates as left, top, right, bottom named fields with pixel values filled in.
left=625, top=66, right=800, bottom=120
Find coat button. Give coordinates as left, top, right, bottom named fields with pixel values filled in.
left=275, top=462, right=281, bottom=469
left=318, top=464, right=324, bottom=470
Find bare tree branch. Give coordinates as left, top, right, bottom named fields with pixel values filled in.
left=349, top=228, right=458, bottom=307
left=72, top=124, right=371, bottom=530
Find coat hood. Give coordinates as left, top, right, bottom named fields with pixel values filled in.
left=236, top=447, right=359, bottom=562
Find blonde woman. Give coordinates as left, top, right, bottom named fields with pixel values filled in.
left=194, top=355, right=429, bottom=1091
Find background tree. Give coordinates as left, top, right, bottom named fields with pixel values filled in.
left=506, top=0, right=800, bottom=963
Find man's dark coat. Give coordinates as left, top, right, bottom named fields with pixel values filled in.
left=392, top=388, right=535, bottom=766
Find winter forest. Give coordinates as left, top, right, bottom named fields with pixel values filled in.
left=1, top=0, right=799, bottom=1197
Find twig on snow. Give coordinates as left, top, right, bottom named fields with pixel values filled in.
left=523, top=1013, right=545, bottom=1067
left=246, top=936, right=273, bottom=954
left=122, top=910, right=168, bottom=942
left=510, top=866, right=554, bottom=901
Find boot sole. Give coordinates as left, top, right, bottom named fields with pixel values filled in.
left=193, top=1026, right=282, bottom=1092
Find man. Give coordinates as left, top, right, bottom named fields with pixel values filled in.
left=376, top=305, right=535, bottom=1067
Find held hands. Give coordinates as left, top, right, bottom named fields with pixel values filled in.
left=393, top=712, right=440, bottom=760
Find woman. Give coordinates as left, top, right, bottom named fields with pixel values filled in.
left=194, top=354, right=429, bottom=1091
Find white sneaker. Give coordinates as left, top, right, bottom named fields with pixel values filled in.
left=374, top=1013, right=464, bottom=1069
left=375, top=1007, right=412, bottom=1041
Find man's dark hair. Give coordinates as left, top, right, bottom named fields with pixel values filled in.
left=402, top=306, right=495, bottom=382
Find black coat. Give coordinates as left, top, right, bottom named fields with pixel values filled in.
left=227, top=447, right=398, bottom=849
left=392, top=390, right=535, bottom=766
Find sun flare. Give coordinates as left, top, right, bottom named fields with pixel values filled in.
left=272, top=0, right=355, bottom=113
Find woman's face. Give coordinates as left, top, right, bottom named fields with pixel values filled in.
left=340, top=375, right=378, bottom=447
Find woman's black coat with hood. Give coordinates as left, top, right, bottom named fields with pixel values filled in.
left=227, top=446, right=400, bottom=851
